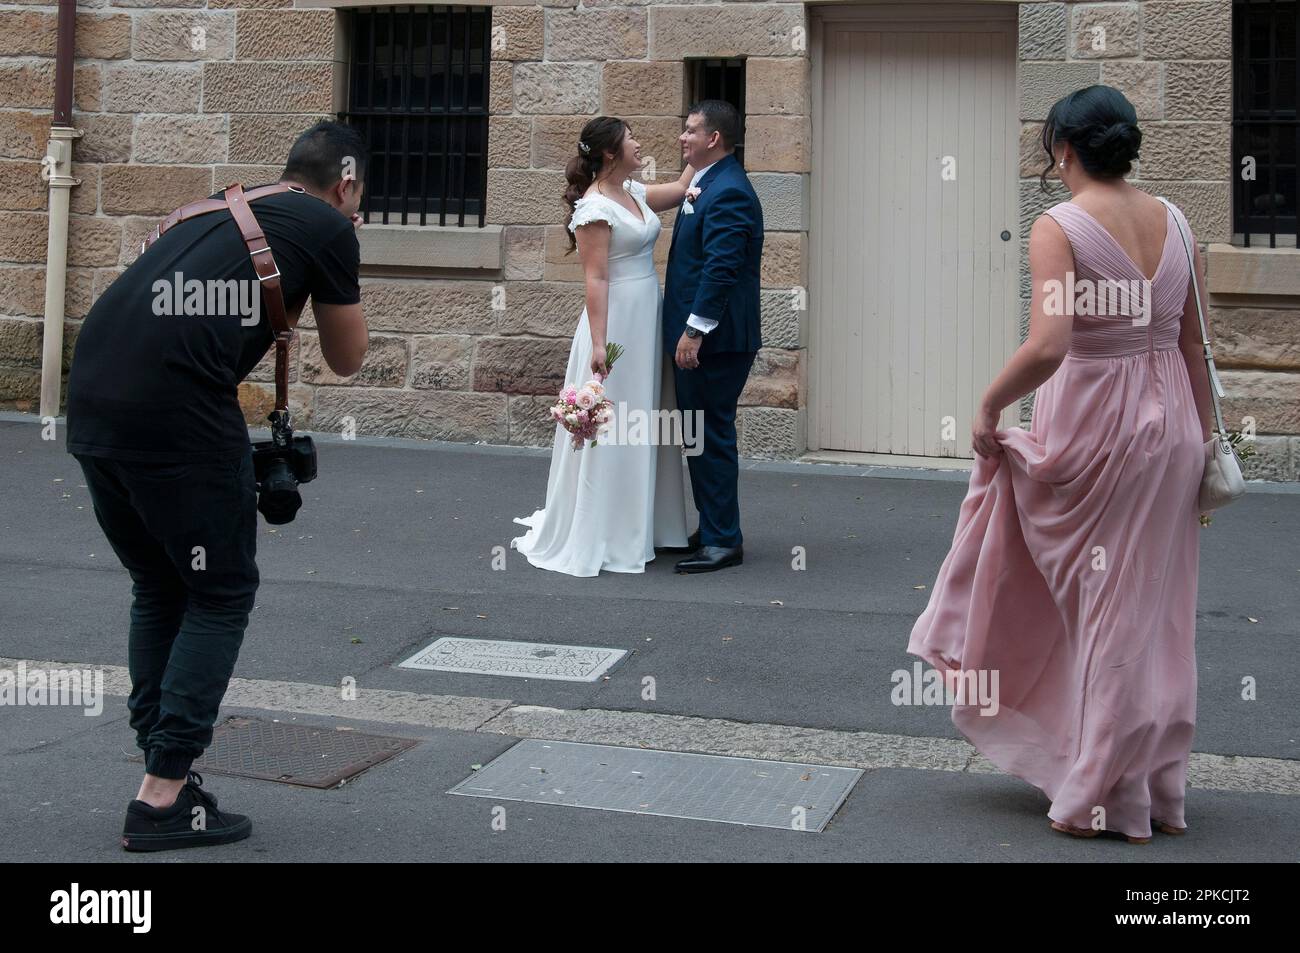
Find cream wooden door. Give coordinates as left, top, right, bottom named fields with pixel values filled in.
left=810, top=4, right=1020, bottom=457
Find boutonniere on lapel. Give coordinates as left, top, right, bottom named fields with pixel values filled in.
left=682, top=185, right=704, bottom=215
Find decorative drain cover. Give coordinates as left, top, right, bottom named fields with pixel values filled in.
left=399, top=637, right=627, bottom=682
left=448, top=739, right=863, bottom=832
left=185, top=716, right=418, bottom=789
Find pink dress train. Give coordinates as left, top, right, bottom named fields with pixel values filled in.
left=908, top=199, right=1205, bottom=840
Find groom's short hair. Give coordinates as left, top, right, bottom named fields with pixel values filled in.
left=687, top=99, right=741, bottom=152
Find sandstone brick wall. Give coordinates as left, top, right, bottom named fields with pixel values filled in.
left=0, top=0, right=811, bottom=460
left=2, top=0, right=1296, bottom=477
left=0, top=0, right=337, bottom=414
left=1018, top=0, right=1300, bottom=479
left=470, top=1, right=809, bottom=458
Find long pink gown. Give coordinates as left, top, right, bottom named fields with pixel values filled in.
left=908, top=198, right=1205, bottom=840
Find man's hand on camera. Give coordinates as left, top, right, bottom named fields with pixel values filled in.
left=350, top=213, right=363, bottom=230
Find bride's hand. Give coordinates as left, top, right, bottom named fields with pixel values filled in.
left=590, top=344, right=608, bottom=378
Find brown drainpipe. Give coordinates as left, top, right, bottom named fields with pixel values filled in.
left=39, top=0, right=83, bottom=418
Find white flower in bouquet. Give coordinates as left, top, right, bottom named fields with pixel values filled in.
left=548, top=342, right=626, bottom=450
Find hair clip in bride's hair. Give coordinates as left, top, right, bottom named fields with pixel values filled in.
left=578, top=140, right=591, bottom=155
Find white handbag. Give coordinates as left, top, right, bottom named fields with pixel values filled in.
left=1158, top=197, right=1246, bottom=511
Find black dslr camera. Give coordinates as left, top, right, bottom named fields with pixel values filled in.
left=251, top=409, right=317, bottom=524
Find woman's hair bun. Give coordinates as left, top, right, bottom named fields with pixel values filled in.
left=1089, top=121, right=1142, bottom=174
left=1038, top=85, right=1143, bottom=188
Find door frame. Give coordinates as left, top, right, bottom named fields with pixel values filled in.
left=807, top=2, right=1021, bottom=456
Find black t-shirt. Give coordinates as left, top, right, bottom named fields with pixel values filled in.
left=67, top=186, right=360, bottom=462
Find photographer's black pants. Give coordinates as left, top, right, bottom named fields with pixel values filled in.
left=74, top=450, right=259, bottom=780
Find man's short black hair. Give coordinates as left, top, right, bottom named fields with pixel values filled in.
left=687, top=99, right=742, bottom=152
left=282, top=121, right=369, bottom=192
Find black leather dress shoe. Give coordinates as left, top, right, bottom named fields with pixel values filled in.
left=657, top=529, right=701, bottom=554
left=674, top=545, right=743, bottom=574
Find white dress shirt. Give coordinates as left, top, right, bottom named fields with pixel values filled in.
left=684, top=160, right=720, bottom=335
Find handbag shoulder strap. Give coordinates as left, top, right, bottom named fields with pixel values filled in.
left=1156, top=196, right=1230, bottom=447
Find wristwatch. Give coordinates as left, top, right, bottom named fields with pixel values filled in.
left=684, top=326, right=703, bottom=339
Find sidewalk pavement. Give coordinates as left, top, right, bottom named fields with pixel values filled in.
left=2, top=413, right=1297, bottom=862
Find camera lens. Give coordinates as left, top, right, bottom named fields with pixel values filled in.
left=257, top=458, right=302, bottom=524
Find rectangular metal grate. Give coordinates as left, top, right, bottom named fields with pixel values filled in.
left=341, top=4, right=491, bottom=227
left=1232, top=0, right=1299, bottom=247
left=448, top=739, right=863, bottom=832
left=687, top=57, right=746, bottom=166
left=399, top=637, right=627, bottom=682
left=185, top=716, right=418, bottom=789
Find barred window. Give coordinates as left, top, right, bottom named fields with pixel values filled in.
left=1233, top=0, right=1298, bottom=246
left=342, top=5, right=491, bottom=227
left=687, top=58, right=746, bottom=166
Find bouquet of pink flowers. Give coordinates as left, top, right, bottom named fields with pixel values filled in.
left=550, top=342, right=623, bottom=450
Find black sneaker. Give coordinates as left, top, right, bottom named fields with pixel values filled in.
left=121, top=771, right=252, bottom=852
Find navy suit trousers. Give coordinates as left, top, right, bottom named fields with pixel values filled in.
left=672, top=350, right=757, bottom=549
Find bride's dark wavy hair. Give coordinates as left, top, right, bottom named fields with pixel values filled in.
left=563, top=116, right=629, bottom=254
left=1039, top=84, right=1142, bottom=192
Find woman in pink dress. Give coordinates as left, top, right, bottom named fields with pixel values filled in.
left=908, top=85, right=1215, bottom=844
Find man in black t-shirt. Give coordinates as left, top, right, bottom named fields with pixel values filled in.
left=66, top=121, right=370, bottom=851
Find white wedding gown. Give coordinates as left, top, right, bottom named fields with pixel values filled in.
left=510, top=178, right=691, bottom=576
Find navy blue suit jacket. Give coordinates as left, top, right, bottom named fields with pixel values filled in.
left=662, top=153, right=764, bottom=356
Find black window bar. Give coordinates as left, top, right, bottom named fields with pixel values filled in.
left=689, top=58, right=746, bottom=166
left=1233, top=0, right=1298, bottom=247
left=341, top=5, right=490, bottom=227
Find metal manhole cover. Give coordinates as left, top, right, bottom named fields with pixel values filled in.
left=182, top=717, right=418, bottom=788
left=448, top=739, right=863, bottom=832
left=399, top=637, right=627, bottom=682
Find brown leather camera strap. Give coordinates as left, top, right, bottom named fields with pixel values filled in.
left=141, top=182, right=296, bottom=414
left=223, top=183, right=292, bottom=412
left=141, top=182, right=293, bottom=249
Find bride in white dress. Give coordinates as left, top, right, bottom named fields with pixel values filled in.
left=511, top=117, right=697, bottom=576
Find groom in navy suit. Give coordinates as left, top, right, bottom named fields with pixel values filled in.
left=662, top=100, right=764, bottom=574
